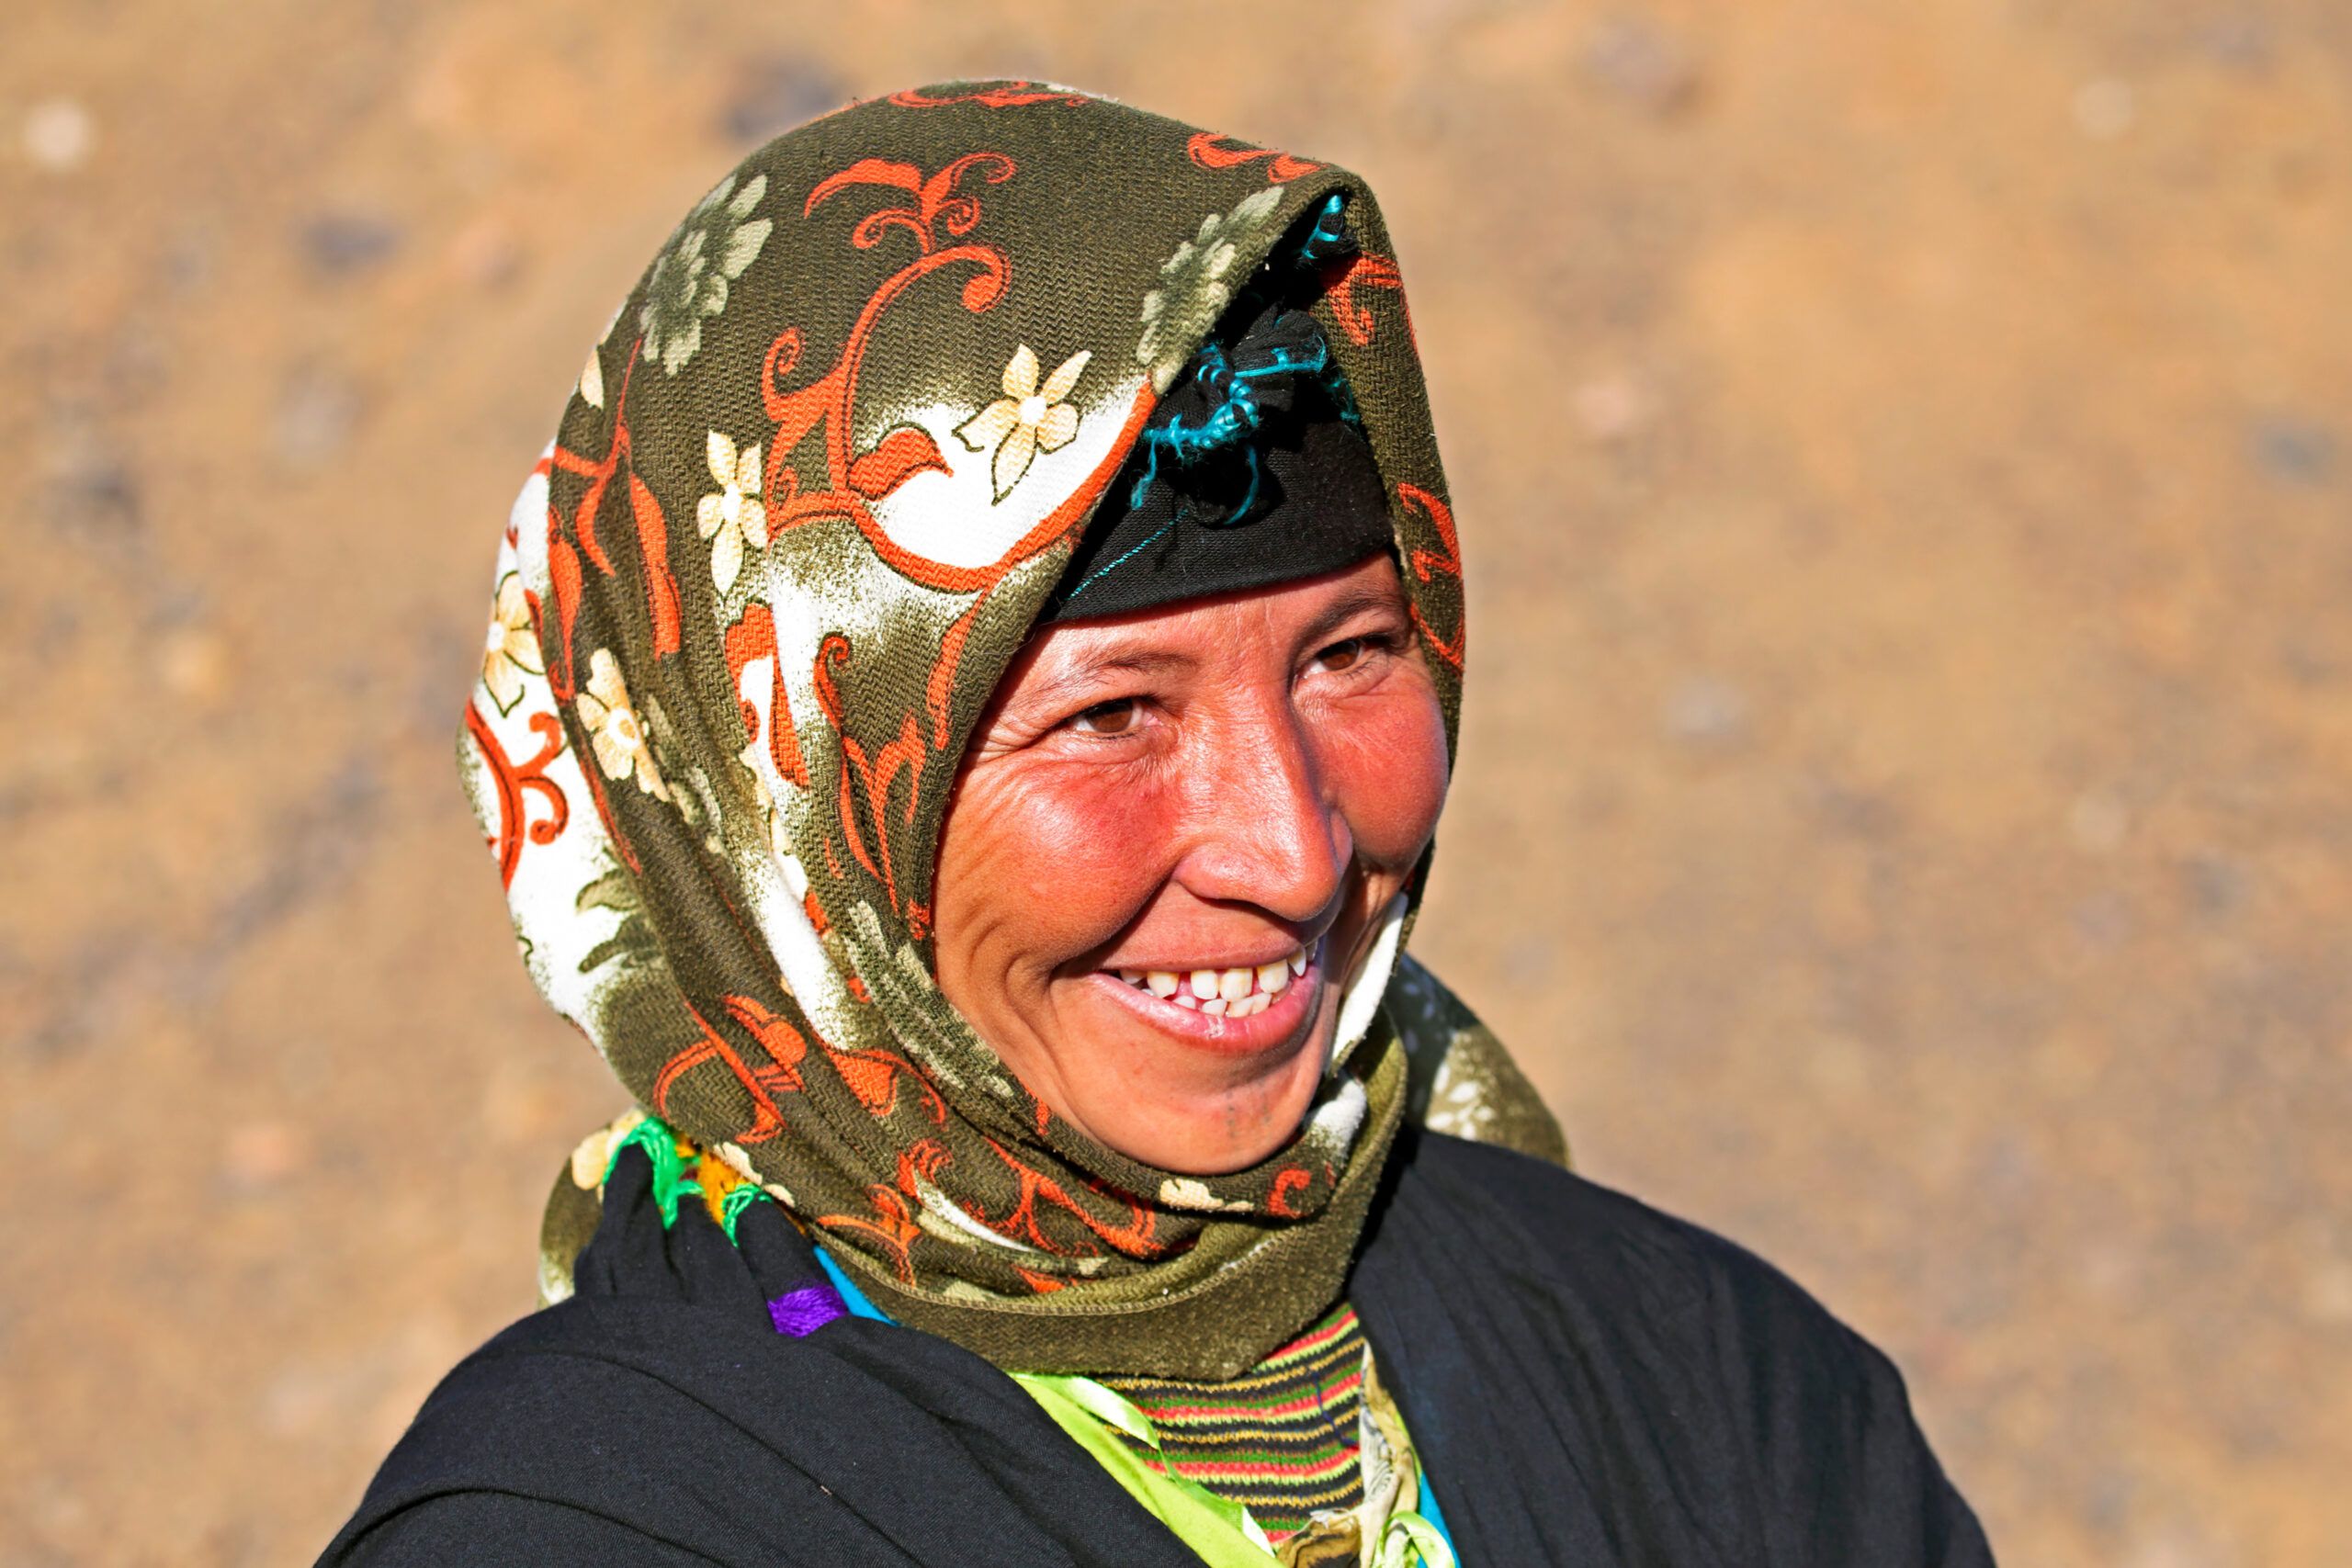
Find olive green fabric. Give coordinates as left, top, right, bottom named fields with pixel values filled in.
left=463, top=80, right=1561, bottom=1379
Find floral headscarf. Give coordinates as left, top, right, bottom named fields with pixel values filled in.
left=462, top=82, right=1561, bottom=1379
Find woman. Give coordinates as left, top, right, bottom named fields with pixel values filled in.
left=326, top=84, right=1993, bottom=1565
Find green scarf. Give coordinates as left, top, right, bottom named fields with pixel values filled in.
left=463, top=80, right=1562, bottom=1380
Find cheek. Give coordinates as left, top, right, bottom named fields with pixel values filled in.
left=1319, top=686, right=1450, bottom=869
left=938, top=761, right=1180, bottom=970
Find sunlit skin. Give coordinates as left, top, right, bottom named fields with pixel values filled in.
left=933, top=553, right=1451, bottom=1175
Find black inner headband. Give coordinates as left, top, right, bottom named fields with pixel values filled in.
left=1040, top=202, right=1394, bottom=625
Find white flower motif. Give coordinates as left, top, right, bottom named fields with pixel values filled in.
left=640, top=174, right=773, bottom=376
left=696, top=431, right=768, bottom=592
left=577, top=648, right=667, bottom=799
left=955, top=344, right=1091, bottom=502
left=1136, top=186, right=1283, bottom=392
left=481, top=571, right=543, bottom=716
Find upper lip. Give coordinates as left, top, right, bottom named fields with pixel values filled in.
left=1096, top=939, right=1317, bottom=974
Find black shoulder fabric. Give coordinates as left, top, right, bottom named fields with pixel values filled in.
left=1350, top=1128, right=1997, bottom=1566
left=327, top=1141, right=1995, bottom=1566
left=331, top=1493, right=716, bottom=1565
left=317, top=1151, right=1204, bottom=1568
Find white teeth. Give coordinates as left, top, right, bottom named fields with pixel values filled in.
left=1127, top=948, right=1308, bottom=1013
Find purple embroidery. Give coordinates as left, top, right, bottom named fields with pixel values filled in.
left=767, top=1283, right=849, bottom=1337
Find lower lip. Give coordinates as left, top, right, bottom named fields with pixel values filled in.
left=1086, top=953, right=1325, bottom=1055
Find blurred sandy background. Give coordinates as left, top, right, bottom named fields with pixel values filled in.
left=4, top=0, right=2347, bottom=1562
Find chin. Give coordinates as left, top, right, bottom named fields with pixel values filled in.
left=1053, top=964, right=1343, bottom=1175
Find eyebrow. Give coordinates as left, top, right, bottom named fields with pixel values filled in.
left=1295, top=580, right=1412, bottom=648
left=1015, top=648, right=1197, bottom=714
left=1016, top=577, right=1411, bottom=710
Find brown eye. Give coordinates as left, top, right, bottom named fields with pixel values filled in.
left=1071, top=698, right=1140, bottom=736
left=1312, top=637, right=1366, bottom=673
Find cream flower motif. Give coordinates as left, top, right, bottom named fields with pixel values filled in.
left=568, top=1108, right=647, bottom=1190
left=1136, top=186, right=1283, bottom=392
left=1158, top=1176, right=1252, bottom=1213
left=481, top=570, right=543, bottom=716
left=956, top=344, right=1091, bottom=502
left=579, top=300, right=623, bottom=409
left=640, top=174, right=772, bottom=376
left=696, top=431, right=768, bottom=593
left=577, top=648, right=667, bottom=799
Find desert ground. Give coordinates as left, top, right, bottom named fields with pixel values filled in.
left=3, top=1, right=2348, bottom=1562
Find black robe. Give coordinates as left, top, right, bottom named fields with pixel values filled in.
left=320, top=1130, right=1995, bottom=1565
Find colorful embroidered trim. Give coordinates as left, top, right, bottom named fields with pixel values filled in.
left=1011, top=1370, right=1285, bottom=1568
left=1099, top=1301, right=1369, bottom=1541
left=598, top=1116, right=848, bottom=1336
left=766, top=1283, right=849, bottom=1337
left=814, top=1235, right=1451, bottom=1567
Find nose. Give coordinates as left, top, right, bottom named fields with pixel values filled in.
left=1173, top=696, right=1350, bottom=925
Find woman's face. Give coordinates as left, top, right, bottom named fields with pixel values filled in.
left=933, top=553, right=1450, bottom=1175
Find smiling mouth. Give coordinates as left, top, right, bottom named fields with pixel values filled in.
left=1107, top=944, right=1313, bottom=1019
